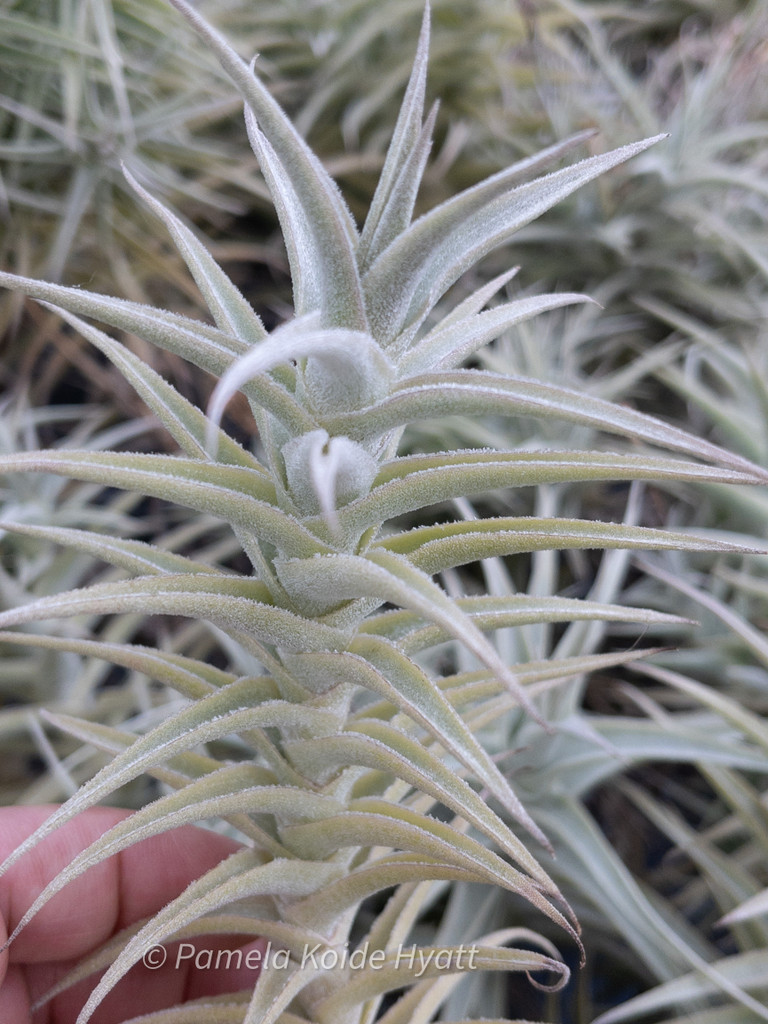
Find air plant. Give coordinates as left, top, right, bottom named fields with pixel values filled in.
left=0, top=2, right=766, bottom=1022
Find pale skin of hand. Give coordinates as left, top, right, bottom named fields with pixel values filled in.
left=0, top=806, right=265, bottom=1024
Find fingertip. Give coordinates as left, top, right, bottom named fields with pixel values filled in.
left=0, top=806, right=243, bottom=966
left=0, top=806, right=126, bottom=965
left=0, top=964, right=33, bottom=1023
left=115, top=822, right=243, bottom=930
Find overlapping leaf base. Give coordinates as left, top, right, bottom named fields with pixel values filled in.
left=1, top=2, right=767, bottom=1022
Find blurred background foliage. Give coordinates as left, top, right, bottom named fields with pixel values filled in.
left=2, top=0, right=768, bottom=1021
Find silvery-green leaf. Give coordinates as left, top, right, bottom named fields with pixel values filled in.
left=720, top=891, right=768, bottom=926
left=29, top=849, right=263, bottom=1021
left=364, top=134, right=666, bottom=343
left=85, top=1003, right=250, bottom=1024
left=275, top=548, right=544, bottom=725
left=306, top=637, right=548, bottom=845
left=363, top=127, right=594, bottom=337
left=377, top=517, right=761, bottom=574
left=399, top=292, right=593, bottom=375
left=341, top=450, right=762, bottom=534
left=123, top=167, right=267, bottom=344
left=0, top=678, right=335, bottom=883
left=165, top=0, right=366, bottom=330
left=386, top=1015, right=532, bottom=1024
left=373, top=929, right=565, bottom=1024
left=538, top=716, right=768, bottom=798
left=5, top=5, right=767, bottom=1021
left=243, top=114, right=331, bottom=320
left=372, top=595, right=690, bottom=655
left=592, top=950, right=768, bottom=1024
left=7, top=764, right=302, bottom=945
left=630, top=661, right=768, bottom=755
left=0, top=630, right=232, bottom=699
left=317, top=943, right=568, bottom=1023
left=75, top=855, right=343, bottom=1024
left=173, top=913, right=331, bottom=962
left=290, top=854, right=484, bottom=932
left=302, top=338, right=394, bottom=418
left=537, top=798, right=768, bottom=1022
left=331, top=370, right=768, bottom=479
left=639, top=560, right=768, bottom=669
left=43, top=709, right=309, bottom=823
left=31, top=919, right=158, bottom=1015
left=280, top=799, right=577, bottom=939
left=0, top=573, right=349, bottom=652
left=360, top=102, right=438, bottom=273
left=44, top=712, right=249, bottom=781
left=285, top=721, right=550, bottom=884
left=0, top=450, right=329, bottom=557
left=439, top=648, right=667, bottom=709
left=241, top=957, right=316, bottom=1024
left=0, top=269, right=246, bottom=361
left=68, top=999, right=249, bottom=1024
left=358, top=2, right=430, bottom=267
left=0, top=271, right=312, bottom=433
left=622, top=776, right=764, bottom=936
left=0, top=521, right=220, bottom=577
left=356, top=875, right=438, bottom=965
left=46, top=306, right=260, bottom=466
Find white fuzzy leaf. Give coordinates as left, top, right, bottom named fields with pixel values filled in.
left=0, top=630, right=232, bottom=698
left=282, top=429, right=378, bottom=531
left=360, top=102, right=438, bottom=272
left=0, top=450, right=329, bottom=558
left=379, top=516, right=762, bottom=574
left=1, top=521, right=220, bottom=577
left=399, top=292, right=593, bottom=374
left=206, top=319, right=391, bottom=453
left=286, top=720, right=553, bottom=884
left=242, top=959, right=316, bottom=1024
left=48, top=305, right=260, bottom=466
left=165, top=0, right=366, bottom=329
left=244, top=114, right=327, bottom=319
left=364, top=133, right=656, bottom=343
left=124, top=167, right=267, bottom=343
left=0, top=272, right=312, bottom=433
left=296, top=638, right=548, bottom=846
left=331, top=370, right=768, bottom=480
left=75, top=855, right=343, bottom=1024
left=435, top=266, right=520, bottom=330
left=342, top=449, right=762, bottom=535
left=358, top=2, right=431, bottom=266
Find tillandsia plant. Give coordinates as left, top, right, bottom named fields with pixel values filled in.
left=1, top=2, right=768, bottom=1022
